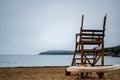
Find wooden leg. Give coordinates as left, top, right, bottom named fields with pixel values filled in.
left=81, top=72, right=90, bottom=79
left=81, top=72, right=85, bottom=79
left=85, top=72, right=90, bottom=78
left=97, top=72, right=104, bottom=79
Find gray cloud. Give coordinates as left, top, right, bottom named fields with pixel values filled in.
left=0, top=0, right=120, bottom=55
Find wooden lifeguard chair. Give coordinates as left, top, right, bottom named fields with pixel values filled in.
left=71, top=14, right=107, bottom=67
left=66, top=15, right=119, bottom=78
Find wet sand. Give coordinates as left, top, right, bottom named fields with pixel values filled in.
left=0, top=66, right=119, bottom=80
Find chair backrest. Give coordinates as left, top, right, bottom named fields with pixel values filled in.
left=72, top=14, right=107, bottom=66
left=79, top=14, right=107, bottom=43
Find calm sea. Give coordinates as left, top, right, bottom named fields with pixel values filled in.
left=0, top=55, right=120, bottom=67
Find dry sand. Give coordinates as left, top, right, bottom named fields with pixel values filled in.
left=0, top=66, right=120, bottom=80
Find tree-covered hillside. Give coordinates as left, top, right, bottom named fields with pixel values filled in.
left=39, top=45, right=120, bottom=57
left=39, top=50, right=74, bottom=55
left=104, top=45, right=120, bottom=53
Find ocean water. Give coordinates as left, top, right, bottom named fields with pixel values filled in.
left=0, top=55, right=120, bottom=67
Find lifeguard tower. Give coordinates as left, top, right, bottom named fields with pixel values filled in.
left=66, top=15, right=120, bottom=79
left=71, top=14, right=107, bottom=67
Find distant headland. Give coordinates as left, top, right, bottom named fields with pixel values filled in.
left=39, top=45, right=120, bottom=57
left=39, top=50, right=74, bottom=55
left=104, top=45, right=120, bottom=57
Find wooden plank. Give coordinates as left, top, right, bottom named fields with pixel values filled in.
left=82, top=29, right=103, bottom=32
left=76, top=41, right=102, bottom=45
left=75, top=58, right=94, bottom=60
left=81, top=40, right=102, bottom=44
left=81, top=37, right=103, bottom=40
left=75, top=49, right=102, bottom=53
left=80, top=33, right=104, bottom=36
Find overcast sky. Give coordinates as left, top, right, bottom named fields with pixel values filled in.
left=0, top=0, right=120, bottom=55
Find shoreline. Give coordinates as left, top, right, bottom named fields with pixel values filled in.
left=0, top=64, right=114, bottom=68
left=0, top=66, right=69, bottom=69
left=0, top=66, right=120, bottom=80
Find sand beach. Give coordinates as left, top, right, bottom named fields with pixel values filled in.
left=0, top=66, right=120, bottom=80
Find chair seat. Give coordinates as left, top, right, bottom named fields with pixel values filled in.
left=76, top=41, right=102, bottom=45
left=81, top=40, right=102, bottom=45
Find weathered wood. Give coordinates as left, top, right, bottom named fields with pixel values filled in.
left=82, top=29, right=104, bottom=32
left=80, top=33, right=104, bottom=36
left=80, top=15, right=84, bottom=31
left=75, top=49, right=102, bottom=53
left=71, top=14, right=107, bottom=68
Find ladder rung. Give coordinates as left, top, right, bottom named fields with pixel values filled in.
left=75, top=63, right=91, bottom=64
left=76, top=41, right=102, bottom=45
left=83, top=49, right=102, bottom=53
left=75, top=58, right=95, bottom=60
left=86, top=58, right=95, bottom=60
left=86, top=49, right=101, bottom=52
left=75, top=49, right=102, bottom=53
